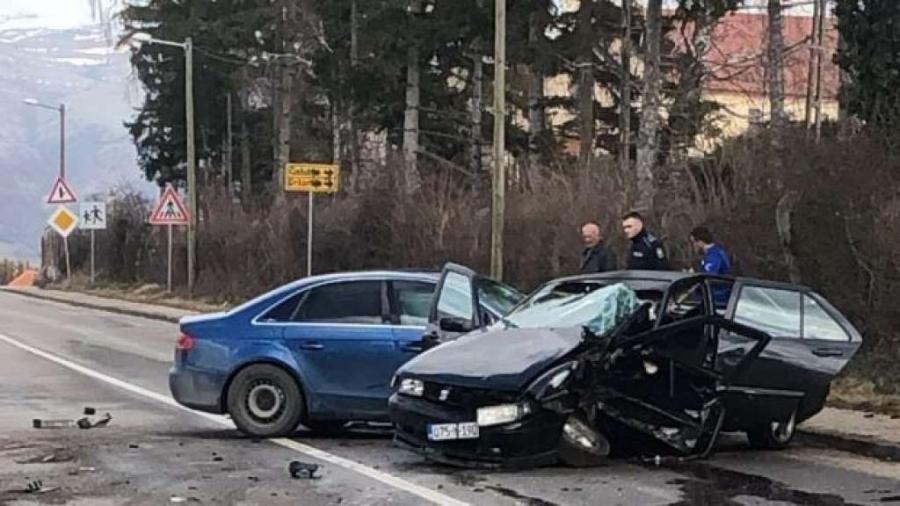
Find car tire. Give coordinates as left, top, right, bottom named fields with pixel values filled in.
left=747, top=410, right=796, bottom=450
left=226, top=364, right=304, bottom=438
left=558, top=412, right=611, bottom=467
left=303, top=420, right=348, bottom=435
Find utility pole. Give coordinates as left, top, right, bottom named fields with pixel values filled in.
left=185, top=37, right=197, bottom=293
left=491, top=0, right=506, bottom=280
left=59, top=104, right=66, bottom=180
left=620, top=0, right=632, bottom=172
left=226, top=92, right=233, bottom=193
left=813, top=0, right=826, bottom=141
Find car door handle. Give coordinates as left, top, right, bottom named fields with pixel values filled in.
left=401, top=343, right=424, bottom=353
left=298, top=342, right=324, bottom=351
left=812, top=347, right=844, bottom=357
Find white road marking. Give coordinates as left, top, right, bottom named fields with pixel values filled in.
left=0, top=332, right=469, bottom=506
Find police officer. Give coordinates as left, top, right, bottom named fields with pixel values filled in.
left=622, top=212, right=670, bottom=270
left=580, top=221, right=617, bottom=273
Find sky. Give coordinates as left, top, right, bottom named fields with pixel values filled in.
left=0, top=0, right=95, bottom=30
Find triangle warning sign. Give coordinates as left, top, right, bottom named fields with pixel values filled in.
left=46, top=177, right=78, bottom=204
left=149, top=185, right=190, bottom=225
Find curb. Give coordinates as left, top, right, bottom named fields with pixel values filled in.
left=0, top=287, right=188, bottom=324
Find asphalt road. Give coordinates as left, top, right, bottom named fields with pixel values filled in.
left=0, top=291, right=898, bottom=505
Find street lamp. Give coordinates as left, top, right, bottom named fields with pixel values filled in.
left=23, top=98, right=66, bottom=180
left=130, top=33, right=197, bottom=293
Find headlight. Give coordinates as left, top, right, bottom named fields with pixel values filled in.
left=398, top=378, right=424, bottom=397
left=476, top=402, right=532, bottom=427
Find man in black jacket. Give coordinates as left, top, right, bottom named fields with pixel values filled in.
left=580, top=221, right=617, bottom=273
left=622, top=211, right=670, bottom=270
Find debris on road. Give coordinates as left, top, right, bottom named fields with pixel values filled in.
left=76, top=412, right=112, bottom=429
left=32, top=418, right=75, bottom=429
left=15, top=480, right=58, bottom=494
left=84, top=407, right=96, bottom=415
left=288, top=460, right=321, bottom=479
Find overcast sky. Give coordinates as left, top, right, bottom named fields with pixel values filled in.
left=0, top=0, right=95, bottom=30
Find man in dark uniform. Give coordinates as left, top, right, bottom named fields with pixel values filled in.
left=580, top=221, right=617, bottom=273
left=622, top=211, right=670, bottom=270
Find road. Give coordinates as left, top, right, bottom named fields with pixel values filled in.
left=0, top=291, right=898, bottom=505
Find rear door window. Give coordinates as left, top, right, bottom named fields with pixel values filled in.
left=803, top=295, right=849, bottom=341
left=295, top=281, right=385, bottom=325
left=394, top=281, right=435, bottom=326
left=733, top=286, right=801, bottom=338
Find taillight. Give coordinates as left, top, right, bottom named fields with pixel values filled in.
left=176, top=332, right=196, bottom=351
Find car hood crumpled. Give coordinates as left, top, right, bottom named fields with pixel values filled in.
left=396, top=326, right=586, bottom=392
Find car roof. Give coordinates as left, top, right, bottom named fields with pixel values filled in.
left=547, top=270, right=812, bottom=292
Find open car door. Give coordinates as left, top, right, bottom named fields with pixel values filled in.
left=594, top=276, right=775, bottom=457
left=420, top=263, right=524, bottom=348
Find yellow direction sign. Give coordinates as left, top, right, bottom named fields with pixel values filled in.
left=48, top=206, right=78, bottom=237
left=284, top=163, right=340, bottom=193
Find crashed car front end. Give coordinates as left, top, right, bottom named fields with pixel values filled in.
left=389, top=284, right=641, bottom=468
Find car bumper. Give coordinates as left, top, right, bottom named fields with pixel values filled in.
left=169, top=364, right=226, bottom=414
left=389, top=393, right=564, bottom=469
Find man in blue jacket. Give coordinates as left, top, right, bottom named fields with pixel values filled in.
left=690, top=226, right=731, bottom=275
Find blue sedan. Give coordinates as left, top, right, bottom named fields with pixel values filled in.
left=169, top=270, right=523, bottom=437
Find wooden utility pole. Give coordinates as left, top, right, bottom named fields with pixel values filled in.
left=804, top=0, right=821, bottom=128
left=813, top=0, right=826, bottom=141
left=185, top=37, right=197, bottom=292
left=491, top=0, right=506, bottom=280
left=768, top=0, right=787, bottom=133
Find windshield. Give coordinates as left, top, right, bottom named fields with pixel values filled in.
left=503, top=282, right=640, bottom=334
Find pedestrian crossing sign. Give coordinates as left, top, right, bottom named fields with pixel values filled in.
left=149, top=185, right=190, bottom=225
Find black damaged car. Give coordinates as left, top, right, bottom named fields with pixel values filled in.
left=388, top=264, right=861, bottom=468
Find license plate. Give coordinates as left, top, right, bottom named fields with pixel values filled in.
left=427, top=422, right=479, bottom=441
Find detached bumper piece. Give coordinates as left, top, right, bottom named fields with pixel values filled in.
left=389, top=393, right=564, bottom=469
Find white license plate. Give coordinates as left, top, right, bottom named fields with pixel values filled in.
left=427, top=422, right=479, bottom=441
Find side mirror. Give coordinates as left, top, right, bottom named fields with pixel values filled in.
left=439, top=317, right=473, bottom=333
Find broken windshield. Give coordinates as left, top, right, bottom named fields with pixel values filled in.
left=502, top=282, right=641, bottom=335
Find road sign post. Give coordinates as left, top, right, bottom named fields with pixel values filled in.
left=80, top=202, right=107, bottom=286
left=284, top=163, right=340, bottom=277
left=48, top=206, right=78, bottom=282
left=149, top=185, right=190, bottom=292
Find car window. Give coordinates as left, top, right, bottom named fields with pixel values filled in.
left=394, top=281, right=434, bottom=326
left=477, top=279, right=524, bottom=315
left=259, top=291, right=305, bottom=322
left=803, top=295, right=849, bottom=341
left=708, top=279, right=734, bottom=315
left=661, top=280, right=707, bottom=324
left=436, top=272, right=474, bottom=321
left=295, top=281, right=384, bottom=325
left=733, top=286, right=800, bottom=338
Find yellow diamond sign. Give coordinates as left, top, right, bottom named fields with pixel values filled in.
left=48, top=206, right=78, bottom=238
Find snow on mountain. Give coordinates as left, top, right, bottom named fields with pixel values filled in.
left=0, top=23, right=152, bottom=261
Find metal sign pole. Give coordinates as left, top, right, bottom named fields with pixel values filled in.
left=167, top=224, right=174, bottom=292
left=90, top=229, right=95, bottom=285
left=63, top=236, right=71, bottom=282
left=307, top=192, right=313, bottom=277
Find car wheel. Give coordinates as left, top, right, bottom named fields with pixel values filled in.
left=747, top=410, right=796, bottom=450
left=303, top=420, right=348, bottom=435
left=558, top=412, right=611, bottom=467
left=226, top=364, right=304, bottom=438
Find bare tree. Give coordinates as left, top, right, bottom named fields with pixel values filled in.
left=527, top=9, right=545, bottom=172
left=403, top=46, right=422, bottom=193
left=635, top=0, right=662, bottom=212
left=469, top=0, right=485, bottom=175
left=576, top=0, right=596, bottom=170
left=768, top=0, right=786, bottom=133
left=348, top=0, right=362, bottom=192
left=619, top=0, right=633, bottom=172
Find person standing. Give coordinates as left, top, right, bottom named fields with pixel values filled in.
left=690, top=226, right=731, bottom=275
left=580, top=221, right=617, bottom=273
left=622, top=212, right=670, bottom=270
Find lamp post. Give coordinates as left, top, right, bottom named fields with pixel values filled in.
left=25, top=98, right=69, bottom=281
left=131, top=34, right=197, bottom=292
left=23, top=99, right=65, bottom=180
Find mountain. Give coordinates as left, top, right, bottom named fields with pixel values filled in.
left=0, top=23, right=152, bottom=261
